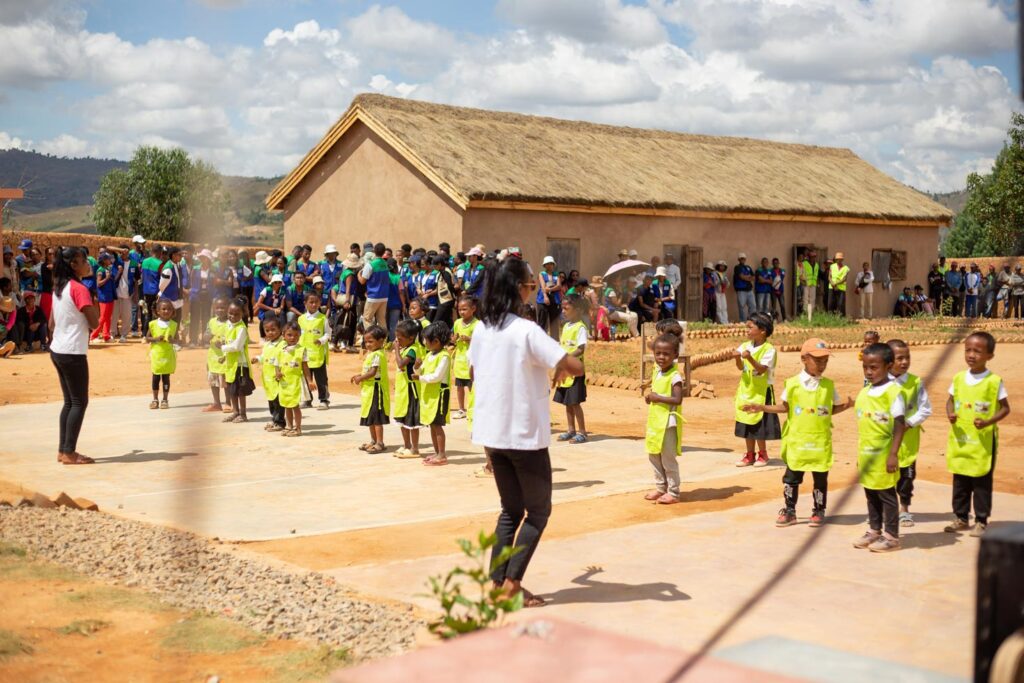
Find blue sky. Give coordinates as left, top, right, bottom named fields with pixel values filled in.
left=0, top=0, right=1019, bottom=192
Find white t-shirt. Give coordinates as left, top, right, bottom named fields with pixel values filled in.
left=737, top=340, right=776, bottom=384
left=419, top=352, right=450, bottom=384
left=781, top=370, right=841, bottom=405
left=468, top=315, right=567, bottom=450
left=856, top=270, right=874, bottom=293
left=653, top=367, right=683, bottom=427
left=893, top=373, right=932, bottom=427
left=947, top=369, right=1008, bottom=400
left=50, top=281, right=93, bottom=355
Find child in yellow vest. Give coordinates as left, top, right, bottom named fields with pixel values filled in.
left=146, top=298, right=177, bottom=410
left=275, top=321, right=313, bottom=436
left=642, top=333, right=685, bottom=505
left=253, top=316, right=287, bottom=432
left=351, top=325, right=389, bottom=453
left=944, top=331, right=1010, bottom=537
left=416, top=321, right=451, bottom=466
left=857, top=330, right=880, bottom=388
left=852, top=343, right=907, bottom=553
left=554, top=295, right=589, bottom=444
left=451, top=295, right=478, bottom=420
left=216, top=301, right=253, bottom=423
left=392, top=319, right=422, bottom=459
left=299, top=292, right=330, bottom=411
left=745, top=338, right=852, bottom=527
left=203, top=296, right=230, bottom=414
left=888, top=339, right=933, bottom=527
left=733, top=312, right=780, bottom=467
left=408, top=297, right=430, bottom=331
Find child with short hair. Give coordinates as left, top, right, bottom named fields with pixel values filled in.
left=655, top=318, right=683, bottom=338
left=642, top=333, right=685, bottom=504
left=554, top=295, right=589, bottom=444
left=392, top=319, right=422, bottom=459
left=408, top=297, right=430, bottom=329
left=352, top=325, right=390, bottom=453
left=276, top=321, right=313, bottom=436
left=944, top=331, right=1011, bottom=537
left=203, top=296, right=230, bottom=413
left=254, top=316, right=287, bottom=432
left=146, top=298, right=177, bottom=409
left=451, top=295, right=478, bottom=420
left=888, top=339, right=932, bottom=527
left=745, top=338, right=851, bottom=527
left=217, top=300, right=252, bottom=423
left=734, top=312, right=780, bottom=467
left=852, top=342, right=906, bottom=553
left=299, top=291, right=330, bottom=411
left=417, top=321, right=451, bottom=465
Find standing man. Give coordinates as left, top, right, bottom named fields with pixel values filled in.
left=770, top=257, right=786, bottom=321
left=359, top=242, right=391, bottom=330
left=128, top=235, right=146, bottom=336
left=945, top=261, right=963, bottom=316
left=140, top=244, right=164, bottom=332
left=714, top=260, right=730, bottom=324
left=536, top=256, right=562, bottom=338
left=828, top=252, right=849, bottom=316
left=664, top=252, right=682, bottom=316
left=854, top=261, right=874, bottom=319
left=964, top=263, right=982, bottom=318
left=800, top=250, right=819, bottom=321
left=732, top=253, right=755, bottom=322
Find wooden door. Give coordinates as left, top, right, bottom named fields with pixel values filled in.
left=546, top=238, right=579, bottom=276
left=684, top=245, right=703, bottom=321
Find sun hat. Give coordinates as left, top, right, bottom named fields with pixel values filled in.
left=312, top=275, right=324, bottom=285
left=198, top=249, right=214, bottom=260
left=628, top=249, right=638, bottom=257
left=343, top=253, right=362, bottom=269
left=716, top=260, right=727, bottom=267
left=542, top=255, right=556, bottom=266
left=737, top=252, right=747, bottom=259
left=362, top=241, right=374, bottom=251
left=18, top=239, right=32, bottom=250
left=254, top=250, right=270, bottom=265
left=835, top=252, right=845, bottom=260
left=704, top=261, right=714, bottom=269
left=655, top=266, right=667, bottom=277
left=270, top=273, right=284, bottom=284
left=589, top=275, right=604, bottom=287
left=132, top=235, right=146, bottom=244
left=800, top=338, right=830, bottom=357
left=467, top=247, right=484, bottom=257
left=618, top=248, right=629, bottom=256
left=0, top=296, right=14, bottom=313
left=323, top=244, right=339, bottom=255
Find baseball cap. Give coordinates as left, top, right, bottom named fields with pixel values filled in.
left=132, top=235, right=146, bottom=244
left=835, top=252, right=845, bottom=260
left=18, top=239, right=32, bottom=250
left=22, top=290, right=36, bottom=299
left=198, top=249, right=213, bottom=259
left=467, top=247, right=484, bottom=257
left=800, top=338, right=830, bottom=357
left=628, top=249, right=638, bottom=257
left=542, top=255, right=556, bottom=266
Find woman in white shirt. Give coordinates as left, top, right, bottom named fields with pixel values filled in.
left=48, top=247, right=100, bottom=465
left=468, top=258, right=582, bottom=608
left=855, top=262, right=874, bottom=319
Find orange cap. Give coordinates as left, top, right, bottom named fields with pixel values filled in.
left=800, top=338, right=830, bottom=357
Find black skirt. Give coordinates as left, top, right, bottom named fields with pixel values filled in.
left=226, top=365, right=255, bottom=398
left=553, top=375, right=587, bottom=405
left=455, top=377, right=473, bottom=388
left=397, top=385, right=420, bottom=428
left=734, top=385, right=782, bottom=440
left=429, top=386, right=450, bottom=426
left=359, top=383, right=390, bottom=426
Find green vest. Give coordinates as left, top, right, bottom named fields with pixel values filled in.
left=206, top=318, right=228, bottom=375
left=452, top=318, right=478, bottom=380
left=359, top=349, right=390, bottom=419
left=645, top=365, right=683, bottom=456
left=559, top=321, right=587, bottom=388
left=780, top=375, right=834, bottom=472
left=223, top=321, right=249, bottom=383
left=947, top=372, right=1001, bottom=477
left=419, top=351, right=450, bottom=425
left=734, top=342, right=774, bottom=424
left=829, top=263, right=849, bottom=292
left=896, top=374, right=923, bottom=467
left=148, top=320, right=178, bottom=375
left=801, top=261, right=819, bottom=286
left=392, top=346, right=419, bottom=420
left=259, top=338, right=284, bottom=400
left=298, top=312, right=328, bottom=369
left=855, top=383, right=902, bottom=489
left=277, top=344, right=305, bottom=408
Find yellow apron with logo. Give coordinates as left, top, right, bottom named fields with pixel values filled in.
left=780, top=375, right=834, bottom=472
left=645, top=365, right=683, bottom=455
left=947, top=371, right=1000, bottom=477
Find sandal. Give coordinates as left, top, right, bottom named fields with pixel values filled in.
left=58, top=452, right=95, bottom=465
left=160, top=399, right=169, bottom=409
left=358, top=442, right=374, bottom=451
left=521, top=590, right=546, bottom=608
left=423, top=456, right=448, bottom=466
left=556, top=431, right=576, bottom=442
left=395, top=450, right=422, bottom=459
left=284, top=428, right=302, bottom=437
left=149, top=400, right=159, bottom=410
left=267, top=424, right=284, bottom=432
left=473, top=467, right=493, bottom=478
left=569, top=433, right=588, bottom=444
left=231, top=415, right=248, bottom=423
left=899, top=512, right=915, bottom=527
left=222, top=413, right=239, bottom=423
left=365, top=443, right=385, bottom=454
left=222, top=406, right=235, bottom=414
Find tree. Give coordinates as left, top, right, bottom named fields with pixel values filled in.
left=943, top=112, right=1024, bottom=257
left=94, top=146, right=229, bottom=242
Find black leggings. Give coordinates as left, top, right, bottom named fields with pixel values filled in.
left=152, top=374, right=170, bottom=392
left=488, top=447, right=552, bottom=584
left=51, top=352, right=89, bottom=454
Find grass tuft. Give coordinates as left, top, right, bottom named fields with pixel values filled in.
left=161, top=613, right=264, bottom=654
left=0, top=542, right=27, bottom=558
left=0, top=629, right=32, bottom=659
left=57, top=619, right=111, bottom=636
left=62, top=586, right=170, bottom=613
left=264, top=645, right=351, bottom=682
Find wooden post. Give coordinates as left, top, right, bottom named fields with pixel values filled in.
left=0, top=188, right=25, bottom=244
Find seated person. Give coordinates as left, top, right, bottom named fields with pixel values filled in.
left=895, top=286, right=918, bottom=317
left=16, top=291, right=48, bottom=351
left=913, top=284, right=933, bottom=315
left=629, top=274, right=660, bottom=323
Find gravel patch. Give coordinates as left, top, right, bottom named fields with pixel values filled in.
left=0, top=506, right=421, bottom=660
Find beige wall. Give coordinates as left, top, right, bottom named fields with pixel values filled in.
left=282, top=122, right=464, bottom=255
left=463, top=208, right=940, bottom=320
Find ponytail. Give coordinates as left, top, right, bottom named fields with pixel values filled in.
left=479, top=257, right=531, bottom=327
left=53, top=246, right=86, bottom=298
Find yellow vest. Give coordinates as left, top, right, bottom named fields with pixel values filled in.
left=947, top=371, right=1001, bottom=477
left=896, top=374, right=923, bottom=467
left=206, top=318, right=227, bottom=374
left=559, top=321, right=587, bottom=388
left=359, top=348, right=390, bottom=419
left=419, top=351, right=450, bottom=425
left=148, top=319, right=177, bottom=375
left=222, top=321, right=249, bottom=383
left=452, top=318, right=478, bottom=381
left=298, top=312, right=328, bottom=369
left=829, top=263, right=849, bottom=292
left=645, top=365, right=683, bottom=455
left=734, top=342, right=774, bottom=424
left=855, top=383, right=903, bottom=490
left=392, top=346, right=419, bottom=420
left=780, top=375, right=834, bottom=472
left=277, top=344, right=305, bottom=408
left=259, top=338, right=284, bottom=400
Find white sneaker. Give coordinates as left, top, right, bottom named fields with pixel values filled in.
left=452, top=409, right=467, bottom=420
left=118, top=337, right=127, bottom=343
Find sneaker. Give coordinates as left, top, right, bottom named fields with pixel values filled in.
left=899, top=512, right=914, bottom=527
left=808, top=511, right=825, bottom=528
left=317, top=402, right=330, bottom=411
left=853, top=530, right=881, bottom=549
left=868, top=536, right=901, bottom=553
left=735, top=453, right=755, bottom=467
left=970, top=522, right=988, bottom=538
left=301, top=401, right=313, bottom=409
left=944, top=518, right=970, bottom=533
left=556, top=431, right=576, bottom=442
left=753, top=454, right=770, bottom=468
left=118, top=337, right=127, bottom=343
left=775, top=508, right=797, bottom=527
left=452, top=410, right=467, bottom=420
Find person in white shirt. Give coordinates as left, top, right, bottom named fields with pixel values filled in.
left=468, top=258, right=582, bottom=608
left=888, top=340, right=932, bottom=527
left=713, top=261, right=730, bottom=324
left=854, top=262, right=874, bottom=319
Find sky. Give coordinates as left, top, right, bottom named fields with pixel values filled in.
left=0, top=0, right=1019, bottom=193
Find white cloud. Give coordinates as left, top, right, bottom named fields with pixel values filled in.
left=497, top=0, right=667, bottom=47
left=36, top=133, right=93, bottom=157
left=0, top=131, right=29, bottom=149
left=346, top=5, right=455, bottom=56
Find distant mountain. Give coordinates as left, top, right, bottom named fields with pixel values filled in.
left=0, top=149, right=127, bottom=213
left=929, top=189, right=969, bottom=216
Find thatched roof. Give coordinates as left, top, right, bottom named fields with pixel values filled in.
left=267, top=94, right=951, bottom=223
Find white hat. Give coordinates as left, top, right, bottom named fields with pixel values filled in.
left=312, top=275, right=324, bottom=285
left=198, top=249, right=214, bottom=260
left=132, top=235, right=146, bottom=244
left=254, top=250, right=270, bottom=265
left=704, top=261, right=714, bottom=269
left=323, top=244, right=339, bottom=255
left=716, top=260, right=727, bottom=267
left=655, top=266, right=667, bottom=277
left=738, top=252, right=747, bottom=259
left=270, top=273, right=284, bottom=284
left=542, top=255, right=556, bottom=266
left=467, top=247, right=485, bottom=257
left=628, top=249, right=638, bottom=257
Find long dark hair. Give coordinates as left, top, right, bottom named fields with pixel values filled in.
left=53, top=246, right=86, bottom=298
left=479, top=257, right=530, bottom=327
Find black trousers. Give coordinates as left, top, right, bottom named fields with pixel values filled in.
left=865, top=487, right=899, bottom=537
left=309, top=364, right=329, bottom=403
left=435, top=301, right=455, bottom=327
left=953, top=468, right=994, bottom=524
left=189, top=292, right=211, bottom=345
left=142, top=293, right=158, bottom=330
left=51, top=352, right=89, bottom=454
left=536, top=301, right=561, bottom=338
left=771, top=291, right=786, bottom=321
left=897, top=462, right=916, bottom=507
left=488, top=447, right=552, bottom=584
left=332, top=308, right=356, bottom=346
left=831, top=290, right=846, bottom=315
left=151, top=374, right=170, bottom=392
left=782, top=467, right=828, bottom=513
left=268, top=397, right=286, bottom=427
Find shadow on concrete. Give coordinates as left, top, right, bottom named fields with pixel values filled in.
left=682, top=446, right=733, bottom=453
left=553, top=479, right=605, bottom=491
left=95, top=449, right=199, bottom=464
left=304, top=429, right=354, bottom=437
left=899, top=531, right=961, bottom=550
left=678, top=485, right=750, bottom=503
left=584, top=434, right=643, bottom=443
left=825, top=512, right=954, bottom=526
left=541, top=566, right=691, bottom=605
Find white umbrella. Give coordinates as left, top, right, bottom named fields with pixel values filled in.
left=604, top=259, right=651, bottom=280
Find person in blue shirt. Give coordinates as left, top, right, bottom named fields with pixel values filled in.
left=945, top=261, right=964, bottom=316
left=256, top=273, right=289, bottom=338
left=294, top=244, right=318, bottom=278
left=419, top=256, right=440, bottom=318
left=536, top=255, right=562, bottom=338
left=190, top=249, right=215, bottom=347
left=732, top=253, right=755, bottom=322
left=236, top=250, right=255, bottom=317
left=754, top=257, right=773, bottom=314
left=319, top=245, right=344, bottom=292
left=386, top=258, right=403, bottom=341
left=461, top=248, right=485, bottom=298
left=770, top=257, right=787, bottom=321
left=91, top=252, right=118, bottom=342
left=286, top=271, right=309, bottom=321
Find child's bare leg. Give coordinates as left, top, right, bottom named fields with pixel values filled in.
left=285, top=408, right=294, bottom=430
left=574, top=405, right=587, bottom=435
left=371, top=424, right=384, bottom=445
left=457, top=385, right=466, bottom=412
left=756, top=438, right=767, bottom=453
left=433, top=426, right=446, bottom=458
left=565, top=405, right=576, bottom=433
left=744, top=437, right=756, bottom=453
left=210, top=385, right=222, bottom=408
left=293, top=408, right=302, bottom=431
left=401, top=427, right=412, bottom=450
left=410, top=427, right=420, bottom=454
left=237, top=395, right=247, bottom=418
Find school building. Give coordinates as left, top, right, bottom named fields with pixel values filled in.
left=266, top=94, right=952, bottom=320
